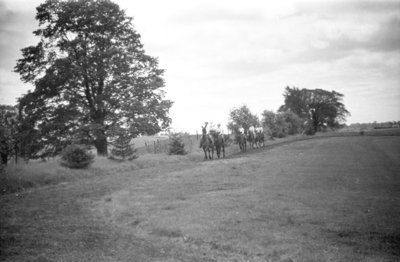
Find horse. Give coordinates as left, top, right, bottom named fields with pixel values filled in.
left=199, top=126, right=214, bottom=160
left=247, top=130, right=257, bottom=149
left=236, top=132, right=247, bottom=153
left=256, top=131, right=265, bottom=147
left=210, top=131, right=225, bottom=158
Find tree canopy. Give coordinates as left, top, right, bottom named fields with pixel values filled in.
left=15, top=0, right=172, bottom=156
left=279, top=87, right=350, bottom=133
left=262, top=110, right=302, bottom=138
left=227, top=105, right=259, bottom=133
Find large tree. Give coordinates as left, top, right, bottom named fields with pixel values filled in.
left=15, top=0, right=172, bottom=156
left=279, top=87, right=350, bottom=133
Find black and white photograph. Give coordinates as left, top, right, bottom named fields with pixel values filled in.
left=1, top=0, right=399, bottom=261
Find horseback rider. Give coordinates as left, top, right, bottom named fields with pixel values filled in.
left=249, top=126, right=256, bottom=138
left=215, top=123, right=224, bottom=136
left=202, top=122, right=214, bottom=144
left=247, top=126, right=256, bottom=139
left=214, top=123, right=224, bottom=142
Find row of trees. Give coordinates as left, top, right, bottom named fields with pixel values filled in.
left=228, top=86, right=350, bottom=138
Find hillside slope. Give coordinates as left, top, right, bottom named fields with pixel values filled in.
left=1, top=136, right=399, bottom=261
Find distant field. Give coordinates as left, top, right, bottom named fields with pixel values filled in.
left=1, top=135, right=399, bottom=261
left=335, top=127, right=400, bottom=136
left=132, top=135, right=169, bottom=148
left=133, top=128, right=400, bottom=155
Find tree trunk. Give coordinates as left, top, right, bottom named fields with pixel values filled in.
left=1, top=152, right=7, bottom=166
left=1, top=140, right=8, bottom=166
left=94, top=135, right=108, bottom=156
left=92, top=111, right=108, bottom=156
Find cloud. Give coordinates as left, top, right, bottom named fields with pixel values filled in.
left=173, top=6, right=264, bottom=24
left=368, top=16, right=400, bottom=51
left=293, top=0, right=400, bottom=16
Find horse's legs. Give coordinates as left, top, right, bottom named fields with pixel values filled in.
left=222, top=145, right=225, bottom=158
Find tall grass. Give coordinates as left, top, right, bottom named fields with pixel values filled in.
left=0, top=151, right=206, bottom=195
left=1, top=160, right=74, bottom=194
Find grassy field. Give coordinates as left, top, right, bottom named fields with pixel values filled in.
left=1, top=134, right=399, bottom=261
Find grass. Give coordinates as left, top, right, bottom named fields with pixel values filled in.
left=1, top=134, right=399, bottom=261
left=2, top=128, right=398, bottom=195
left=0, top=152, right=206, bottom=195
left=1, top=160, right=75, bottom=194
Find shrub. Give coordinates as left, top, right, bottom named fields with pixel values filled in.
left=110, top=134, right=137, bottom=161
left=262, top=110, right=302, bottom=138
left=60, top=144, right=94, bottom=169
left=168, top=133, right=187, bottom=155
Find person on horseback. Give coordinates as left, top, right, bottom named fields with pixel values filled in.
left=215, top=123, right=225, bottom=143
left=215, top=123, right=223, bottom=135
left=200, top=122, right=214, bottom=159
left=202, top=122, right=214, bottom=144
left=249, top=126, right=256, bottom=137
left=255, top=126, right=265, bottom=147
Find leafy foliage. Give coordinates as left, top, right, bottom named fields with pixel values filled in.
left=227, top=105, right=259, bottom=134
left=279, top=87, right=350, bottom=133
left=262, top=110, right=302, bottom=138
left=60, top=144, right=94, bottom=169
left=15, top=0, right=172, bottom=157
left=168, top=133, right=187, bottom=155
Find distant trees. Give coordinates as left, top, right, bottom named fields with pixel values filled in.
left=279, top=87, right=349, bottom=134
left=227, top=105, right=259, bottom=133
left=15, top=0, right=172, bottom=157
left=227, top=87, right=350, bottom=141
left=262, top=110, right=302, bottom=138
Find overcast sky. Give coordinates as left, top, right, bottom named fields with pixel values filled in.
left=1, top=0, right=399, bottom=134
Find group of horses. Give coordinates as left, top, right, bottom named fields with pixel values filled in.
left=199, top=126, right=225, bottom=160
left=199, top=126, right=265, bottom=160
left=236, top=129, right=265, bottom=153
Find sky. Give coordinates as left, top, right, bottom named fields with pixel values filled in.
left=0, top=0, right=399, bottom=134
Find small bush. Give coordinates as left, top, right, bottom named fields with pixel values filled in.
left=110, top=134, right=137, bottom=161
left=168, top=133, right=187, bottom=155
left=60, top=144, right=94, bottom=169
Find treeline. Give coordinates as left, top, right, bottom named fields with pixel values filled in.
left=228, top=86, right=350, bottom=139
left=348, top=121, right=400, bottom=130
